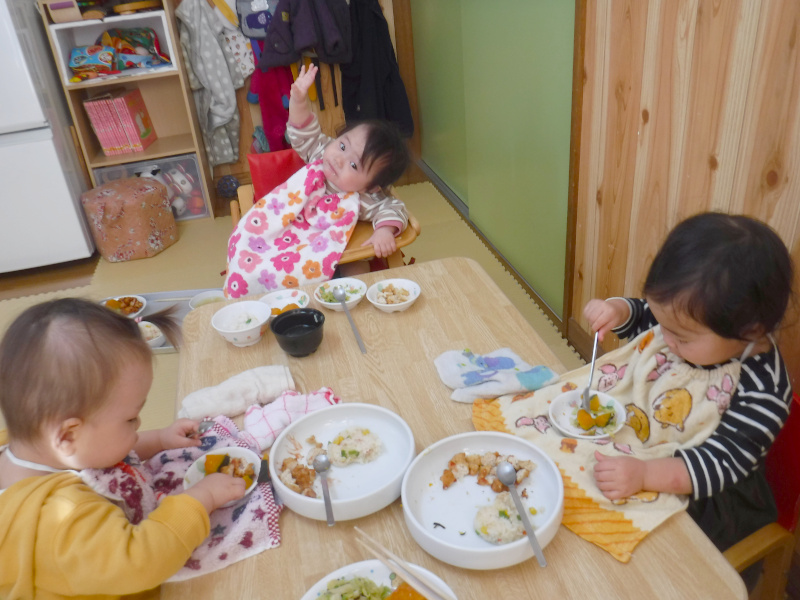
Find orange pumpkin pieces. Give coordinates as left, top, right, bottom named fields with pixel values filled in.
left=387, top=582, right=428, bottom=600
left=576, top=409, right=595, bottom=430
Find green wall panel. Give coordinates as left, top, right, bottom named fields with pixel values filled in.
left=410, top=1, right=574, bottom=317
left=409, top=0, right=468, bottom=203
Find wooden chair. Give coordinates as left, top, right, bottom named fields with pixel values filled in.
left=723, top=393, right=800, bottom=600
left=232, top=149, right=420, bottom=268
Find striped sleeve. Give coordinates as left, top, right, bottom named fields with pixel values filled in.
left=612, top=298, right=658, bottom=339
left=675, top=341, right=792, bottom=499
left=359, top=190, right=409, bottom=233
left=286, top=114, right=330, bottom=164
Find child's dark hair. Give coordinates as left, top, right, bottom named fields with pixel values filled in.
left=644, top=212, right=794, bottom=340
left=339, top=119, right=411, bottom=191
left=0, top=298, right=180, bottom=441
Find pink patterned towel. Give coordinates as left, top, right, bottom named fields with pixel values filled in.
left=244, top=387, right=341, bottom=450
left=223, top=160, right=359, bottom=296
left=79, top=417, right=282, bottom=582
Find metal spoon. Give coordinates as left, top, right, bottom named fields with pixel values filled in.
left=332, top=285, right=366, bottom=354
left=496, top=461, right=547, bottom=567
left=190, top=419, right=215, bottom=439
left=582, top=331, right=600, bottom=412
left=313, top=454, right=335, bottom=526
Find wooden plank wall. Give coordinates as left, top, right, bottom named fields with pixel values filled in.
left=569, top=0, right=800, bottom=389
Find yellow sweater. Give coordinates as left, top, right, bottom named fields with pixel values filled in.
left=0, top=472, right=210, bottom=599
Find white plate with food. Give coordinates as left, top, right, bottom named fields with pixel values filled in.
left=313, top=278, right=367, bottom=311
left=183, top=447, right=261, bottom=508
left=548, top=389, right=625, bottom=440
left=268, top=403, right=415, bottom=521
left=259, top=289, right=311, bottom=316
left=99, top=295, right=146, bottom=319
left=401, top=431, right=564, bottom=570
left=301, top=559, right=456, bottom=600
left=366, top=278, right=421, bottom=313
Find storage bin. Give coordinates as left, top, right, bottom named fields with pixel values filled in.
left=81, top=176, right=179, bottom=262
left=94, top=153, right=209, bottom=220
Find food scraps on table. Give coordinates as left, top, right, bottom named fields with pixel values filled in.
left=104, top=296, right=143, bottom=315
left=439, top=451, right=535, bottom=493
left=204, top=453, right=255, bottom=487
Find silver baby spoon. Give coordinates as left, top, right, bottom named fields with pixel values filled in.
left=313, top=454, right=335, bottom=526
left=496, top=461, right=547, bottom=567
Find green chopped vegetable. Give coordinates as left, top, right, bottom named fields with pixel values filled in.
left=319, top=576, right=391, bottom=599
left=347, top=449, right=360, bottom=457
left=499, top=509, right=510, bottom=519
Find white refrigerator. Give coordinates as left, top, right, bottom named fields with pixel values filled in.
left=0, top=0, right=94, bottom=273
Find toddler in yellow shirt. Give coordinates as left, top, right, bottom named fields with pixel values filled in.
left=0, top=298, right=246, bottom=599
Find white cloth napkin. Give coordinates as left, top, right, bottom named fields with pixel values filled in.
left=178, top=365, right=295, bottom=419
left=435, top=348, right=558, bottom=403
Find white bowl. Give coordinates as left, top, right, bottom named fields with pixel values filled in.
left=99, top=295, right=146, bottom=319
left=183, top=447, right=261, bottom=508
left=138, top=321, right=165, bottom=348
left=301, top=559, right=457, bottom=600
left=259, top=289, right=311, bottom=316
left=210, top=300, right=271, bottom=347
left=548, top=389, right=625, bottom=440
left=401, top=431, right=564, bottom=570
left=268, top=403, right=415, bottom=522
left=313, top=278, right=367, bottom=311
left=366, top=278, right=421, bottom=313
left=189, top=289, right=226, bottom=310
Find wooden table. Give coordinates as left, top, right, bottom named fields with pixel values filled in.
left=162, top=257, right=746, bottom=600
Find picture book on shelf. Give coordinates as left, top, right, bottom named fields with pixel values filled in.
left=82, top=88, right=157, bottom=156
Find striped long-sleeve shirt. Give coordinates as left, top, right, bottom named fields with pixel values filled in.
left=286, top=115, right=409, bottom=234
left=613, top=298, right=792, bottom=500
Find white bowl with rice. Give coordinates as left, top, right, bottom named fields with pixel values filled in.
left=138, top=321, right=165, bottom=348
left=401, top=431, right=564, bottom=570
left=210, top=300, right=272, bottom=347
left=366, top=278, right=421, bottom=313
left=268, top=403, right=415, bottom=521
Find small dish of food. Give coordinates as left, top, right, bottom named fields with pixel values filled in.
left=189, top=289, right=226, bottom=310
left=548, top=389, right=625, bottom=440
left=100, top=295, right=146, bottom=319
left=183, top=447, right=261, bottom=508
left=210, top=300, right=272, bottom=347
left=366, top=279, right=421, bottom=313
left=138, top=320, right=165, bottom=348
left=259, top=289, right=311, bottom=316
left=313, top=278, right=367, bottom=311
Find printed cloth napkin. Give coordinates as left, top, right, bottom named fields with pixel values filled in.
left=223, top=160, right=359, bottom=297
left=244, top=387, right=341, bottom=450
left=79, top=417, right=282, bottom=581
left=471, top=327, right=741, bottom=562
left=435, top=348, right=558, bottom=403
left=178, top=365, right=295, bottom=420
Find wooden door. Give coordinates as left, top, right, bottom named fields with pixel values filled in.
left=568, top=0, right=800, bottom=389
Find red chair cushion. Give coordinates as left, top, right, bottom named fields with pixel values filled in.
left=248, top=149, right=307, bottom=199
left=765, top=392, right=800, bottom=531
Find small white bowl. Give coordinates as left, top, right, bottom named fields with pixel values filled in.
left=189, top=289, right=226, bottom=310
left=548, top=389, right=625, bottom=440
left=210, top=300, right=272, bottom=347
left=401, top=431, right=564, bottom=570
left=366, top=278, right=421, bottom=313
left=268, top=403, right=415, bottom=522
left=313, top=278, right=367, bottom=311
left=138, top=321, right=165, bottom=348
left=183, top=447, right=261, bottom=508
left=99, top=295, right=146, bottom=319
left=259, top=289, right=311, bottom=316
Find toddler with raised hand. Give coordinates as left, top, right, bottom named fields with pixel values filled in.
left=584, top=212, right=793, bottom=576
left=287, top=63, right=411, bottom=270
left=0, top=298, right=246, bottom=599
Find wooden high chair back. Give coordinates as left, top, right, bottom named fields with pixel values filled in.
left=723, top=392, right=800, bottom=600
left=232, top=150, right=420, bottom=268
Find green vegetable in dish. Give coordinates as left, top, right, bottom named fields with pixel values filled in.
left=318, top=284, right=361, bottom=303
left=319, top=576, right=391, bottom=599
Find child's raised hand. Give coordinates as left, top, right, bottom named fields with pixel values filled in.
left=363, top=227, right=397, bottom=258
left=291, top=63, right=319, bottom=101
left=183, top=472, right=247, bottom=513
left=583, top=298, right=629, bottom=341
left=159, top=419, right=202, bottom=450
left=592, top=451, right=646, bottom=500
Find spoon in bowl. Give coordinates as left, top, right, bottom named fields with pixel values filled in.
left=313, top=454, right=335, bottom=527
left=496, top=461, right=547, bottom=567
left=332, top=285, right=366, bottom=354
left=582, top=331, right=600, bottom=412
